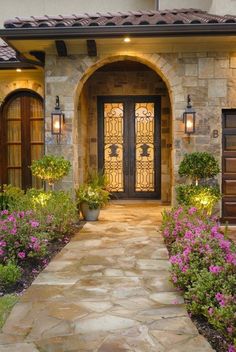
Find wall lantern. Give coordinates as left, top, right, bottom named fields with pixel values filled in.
left=51, top=96, right=64, bottom=143
left=183, top=95, right=196, bottom=137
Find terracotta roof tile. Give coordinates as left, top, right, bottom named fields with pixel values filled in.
left=0, top=42, right=17, bottom=62
left=4, top=8, right=236, bottom=28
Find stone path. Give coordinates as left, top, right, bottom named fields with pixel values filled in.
left=0, top=203, right=213, bottom=352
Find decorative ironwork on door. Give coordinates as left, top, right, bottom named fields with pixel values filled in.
left=98, top=96, right=161, bottom=199
left=135, top=102, right=155, bottom=192
left=104, top=103, right=124, bottom=192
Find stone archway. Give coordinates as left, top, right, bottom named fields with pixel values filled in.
left=74, top=55, right=178, bottom=203
left=45, top=52, right=185, bottom=202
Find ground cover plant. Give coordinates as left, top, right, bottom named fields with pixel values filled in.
left=162, top=207, right=236, bottom=352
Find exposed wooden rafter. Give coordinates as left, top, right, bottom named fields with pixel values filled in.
left=55, top=40, right=67, bottom=57
left=87, top=39, right=97, bottom=57
left=29, top=51, right=45, bottom=64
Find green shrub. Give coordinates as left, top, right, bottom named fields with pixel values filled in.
left=0, top=185, right=24, bottom=210
left=176, top=184, right=221, bottom=215
left=30, top=155, right=71, bottom=188
left=179, top=152, right=220, bottom=185
left=0, top=263, right=21, bottom=289
left=8, top=189, right=78, bottom=237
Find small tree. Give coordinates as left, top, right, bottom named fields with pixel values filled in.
left=178, top=152, right=220, bottom=186
left=31, top=155, right=71, bottom=189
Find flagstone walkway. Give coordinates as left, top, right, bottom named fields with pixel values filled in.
left=0, top=203, right=213, bottom=352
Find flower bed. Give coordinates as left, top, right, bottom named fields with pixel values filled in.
left=161, top=207, right=236, bottom=352
left=0, top=188, right=78, bottom=294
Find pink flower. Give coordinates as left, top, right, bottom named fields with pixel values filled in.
left=0, top=241, right=6, bottom=247
left=227, top=326, right=234, bottom=334
left=209, top=265, right=223, bottom=274
left=228, top=345, right=236, bottom=352
left=188, top=207, right=197, bottom=215
left=215, top=292, right=224, bottom=301
left=30, top=236, right=37, bottom=243
left=30, top=221, right=39, bottom=228
left=18, top=251, right=26, bottom=259
left=208, top=307, right=214, bottom=315
left=0, top=248, right=4, bottom=256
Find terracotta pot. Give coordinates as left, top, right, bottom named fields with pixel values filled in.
left=80, top=202, right=100, bottom=221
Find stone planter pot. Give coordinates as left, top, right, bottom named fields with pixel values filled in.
left=80, top=202, right=100, bottom=221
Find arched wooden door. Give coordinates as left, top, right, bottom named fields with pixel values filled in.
left=0, top=91, right=44, bottom=189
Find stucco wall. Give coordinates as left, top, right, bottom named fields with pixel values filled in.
left=44, top=51, right=236, bottom=202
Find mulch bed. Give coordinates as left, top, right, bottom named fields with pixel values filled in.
left=191, top=315, right=229, bottom=352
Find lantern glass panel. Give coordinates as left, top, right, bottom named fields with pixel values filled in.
left=185, top=112, right=195, bottom=134
left=52, top=113, right=62, bottom=135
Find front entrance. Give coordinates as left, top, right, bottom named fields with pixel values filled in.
left=98, top=96, right=161, bottom=199
left=222, top=109, right=236, bottom=223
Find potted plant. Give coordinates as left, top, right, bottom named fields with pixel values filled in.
left=75, top=183, right=110, bottom=221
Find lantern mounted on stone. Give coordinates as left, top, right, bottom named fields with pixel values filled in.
left=51, top=96, right=64, bottom=143
left=183, top=95, right=196, bottom=138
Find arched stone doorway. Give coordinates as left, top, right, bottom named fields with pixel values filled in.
left=77, top=59, right=172, bottom=203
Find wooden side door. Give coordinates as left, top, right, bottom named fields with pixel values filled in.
left=222, top=109, right=236, bottom=223
left=0, top=91, right=44, bottom=189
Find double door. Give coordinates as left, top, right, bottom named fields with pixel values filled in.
left=98, top=96, right=161, bottom=199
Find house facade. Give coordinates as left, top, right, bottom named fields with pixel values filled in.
left=0, top=3, right=236, bottom=221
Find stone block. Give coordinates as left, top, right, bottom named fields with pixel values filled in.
left=230, top=56, right=236, bottom=68
left=199, top=58, right=214, bottom=78
left=208, top=79, right=227, bottom=98
left=185, top=64, right=198, bottom=76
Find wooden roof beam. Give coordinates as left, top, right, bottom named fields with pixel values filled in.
left=55, top=40, right=67, bottom=57
left=87, top=39, right=97, bottom=57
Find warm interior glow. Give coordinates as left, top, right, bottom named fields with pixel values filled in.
left=186, top=120, right=193, bottom=129
left=16, top=68, right=22, bottom=72
left=124, top=37, right=131, bottom=43
left=53, top=120, right=60, bottom=131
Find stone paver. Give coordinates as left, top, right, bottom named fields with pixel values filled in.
left=0, top=203, right=213, bottom=352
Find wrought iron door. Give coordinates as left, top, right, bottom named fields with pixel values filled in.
left=98, top=96, right=161, bottom=199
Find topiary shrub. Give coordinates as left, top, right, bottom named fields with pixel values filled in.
left=179, top=152, right=220, bottom=185
left=30, top=155, right=71, bottom=189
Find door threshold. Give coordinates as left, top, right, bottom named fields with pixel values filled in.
left=109, top=199, right=170, bottom=205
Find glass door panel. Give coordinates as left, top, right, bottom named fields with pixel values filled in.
left=135, top=102, right=155, bottom=192
left=99, top=96, right=160, bottom=199
left=104, top=103, right=124, bottom=192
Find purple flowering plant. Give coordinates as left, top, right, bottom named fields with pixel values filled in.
left=0, top=209, right=48, bottom=264
left=162, top=206, right=236, bottom=350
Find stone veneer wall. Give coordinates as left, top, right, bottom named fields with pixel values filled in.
left=45, top=51, right=236, bottom=205
left=80, top=69, right=172, bottom=202
left=0, top=72, right=43, bottom=103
